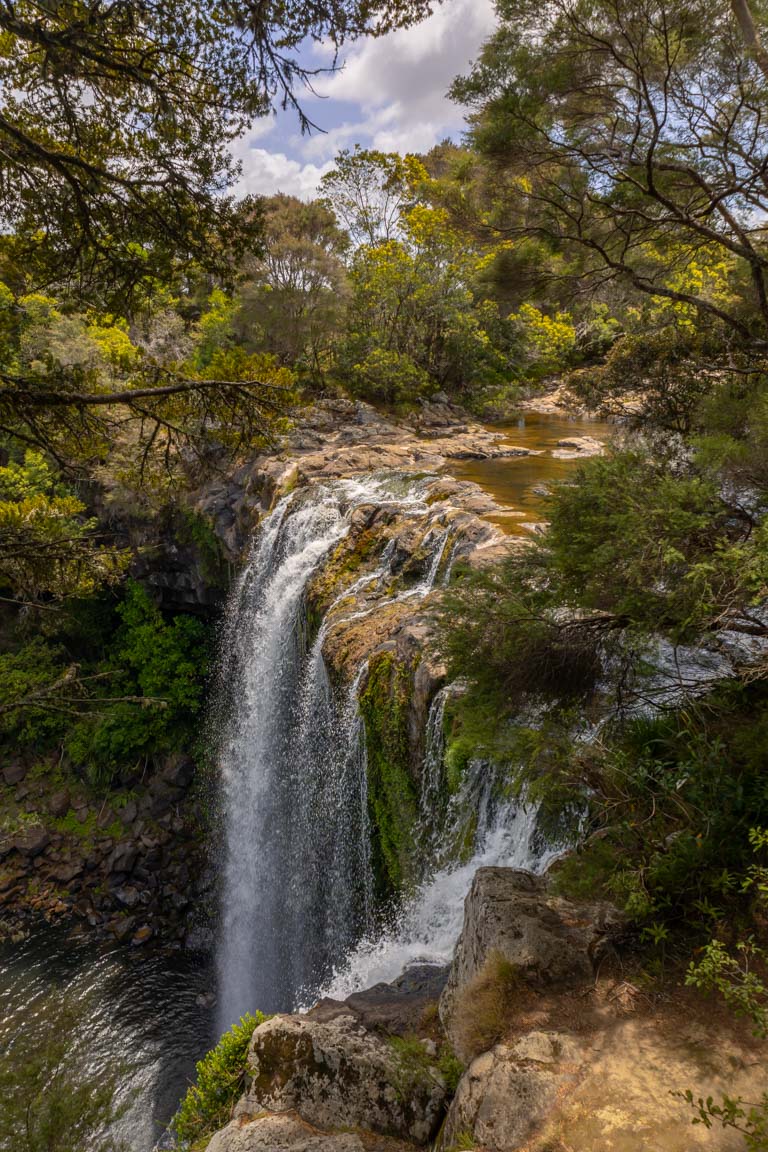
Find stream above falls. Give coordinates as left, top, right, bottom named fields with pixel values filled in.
left=450, top=410, right=615, bottom=534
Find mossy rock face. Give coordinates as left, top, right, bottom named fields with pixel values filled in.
left=359, top=650, right=421, bottom=895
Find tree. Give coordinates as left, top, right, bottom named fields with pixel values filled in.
left=338, top=201, right=515, bottom=402
left=0, top=285, right=295, bottom=489
left=238, top=195, right=350, bottom=379
left=452, top=0, right=768, bottom=354
left=320, top=147, right=431, bottom=247
left=0, top=0, right=437, bottom=305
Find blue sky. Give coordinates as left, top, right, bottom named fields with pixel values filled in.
left=231, top=0, right=497, bottom=200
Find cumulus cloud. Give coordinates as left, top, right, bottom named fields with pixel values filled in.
left=232, top=140, right=334, bottom=200
left=234, top=0, right=496, bottom=200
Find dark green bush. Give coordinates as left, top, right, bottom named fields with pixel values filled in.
left=172, top=1013, right=266, bottom=1148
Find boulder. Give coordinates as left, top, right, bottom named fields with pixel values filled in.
left=115, top=885, right=140, bottom=908
left=308, top=964, right=448, bottom=1037
left=236, top=1013, right=447, bottom=1145
left=552, top=435, right=604, bottom=459
left=119, top=800, right=138, bottom=825
left=107, top=842, right=139, bottom=874
left=440, top=869, right=621, bottom=1037
left=2, top=763, right=27, bottom=786
left=161, top=754, right=195, bottom=789
left=206, top=1112, right=405, bottom=1152
left=440, top=1032, right=584, bottom=1152
left=49, top=789, right=71, bottom=818
left=13, top=825, right=50, bottom=858
left=131, top=923, right=153, bottom=945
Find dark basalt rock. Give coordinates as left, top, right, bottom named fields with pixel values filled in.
left=309, top=963, right=449, bottom=1038
left=14, top=826, right=50, bottom=858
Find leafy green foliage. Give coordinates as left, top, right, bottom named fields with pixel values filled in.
left=0, top=448, right=127, bottom=601
left=686, top=938, right=768, bottom=1038
left=0, top=0, right=434, bottom=304
left=0, top=582, right=210, bottom=787
left=677, top=1091, right=768, bottom=1152
left=238, top=193, right=349, bottom=383
left=172, top=1013, right=267, bottom=1147
left=64, top=583, right=209, bottom=783
left=545, top=449, right=767, bottom=639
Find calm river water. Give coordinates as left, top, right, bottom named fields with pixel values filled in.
left=450, top=410, right=615, bottom=534
left=0, top=925, right=214, bottom=1150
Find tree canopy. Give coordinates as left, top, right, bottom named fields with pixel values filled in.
left=0, top=0, right=437, bottom=304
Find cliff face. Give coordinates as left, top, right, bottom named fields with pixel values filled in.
left=0, top=751, right=211, bottom=947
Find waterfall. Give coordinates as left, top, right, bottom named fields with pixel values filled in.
left=214, top=476, right=445, bottom=1029
left=215, top=473, right=553, bottom=1031
left=215, top=482, right=368, bottom=1027
left=314, top=773, right=557, bottom=1001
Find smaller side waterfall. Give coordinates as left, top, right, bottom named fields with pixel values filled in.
left=314, top=786, right=556, bottom=1000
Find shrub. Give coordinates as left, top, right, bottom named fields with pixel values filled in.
left=64, top=581, right=209, bottom=784
left=172, top=1012, right=266, bottom=1147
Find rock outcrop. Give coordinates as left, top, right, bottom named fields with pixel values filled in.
left=235, top=1013, right=446, bottom=1145
left=441, top=1031, right=583, bottom=1152
left=434, top=866, right=766, bottom=1152
left=206, top=967, right=451, bottom=1152
left=206, top=1112, right=408, bottom=1152
left=439, top=868, right=621, bottom=1042
left=0, top=752, right=209, bottom=947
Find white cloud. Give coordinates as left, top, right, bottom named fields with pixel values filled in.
left=235, top=0, right=496, bottom=199
left=232, top=142, right=334, bottom=200
left=314, top=0, right=495, bottom=115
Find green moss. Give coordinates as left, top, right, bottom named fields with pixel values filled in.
left=51, top=809, right=98, bottom=842
left=359, top=650, right=419, bottom=894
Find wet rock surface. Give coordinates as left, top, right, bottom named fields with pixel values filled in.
left=309, top=964, right=449, bottom=1038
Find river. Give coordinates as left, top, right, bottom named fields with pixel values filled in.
left=0, top=926, right=213, bottom=1150
left=450, top=410, right=614, bottom=534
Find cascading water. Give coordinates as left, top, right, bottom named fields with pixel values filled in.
left=214, top=475, right=447, bottom=1030
left=215, top=471, right=555, bottom=1033
left=315, top=764, right=558, bottom=1000
left=215, top=483, right=361, bottom=1028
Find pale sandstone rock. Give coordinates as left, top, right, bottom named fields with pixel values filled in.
left=205, top=1110, right=405, bottom=1152
left=551, top=435, right=605, bottom=459
left=441, top=1032, right=583, bottom=1152
left=235, top=1013, right=446, bottom=1145
left=440, top=869, right=621, bottom=1041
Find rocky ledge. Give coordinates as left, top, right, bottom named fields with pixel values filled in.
left=206, top=867, right=767, bottom=1152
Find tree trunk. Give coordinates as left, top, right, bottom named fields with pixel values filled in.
left=731, top=0, right=768, bottom=80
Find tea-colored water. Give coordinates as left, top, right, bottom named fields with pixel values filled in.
left=450, top=411, right=615, bottom=535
